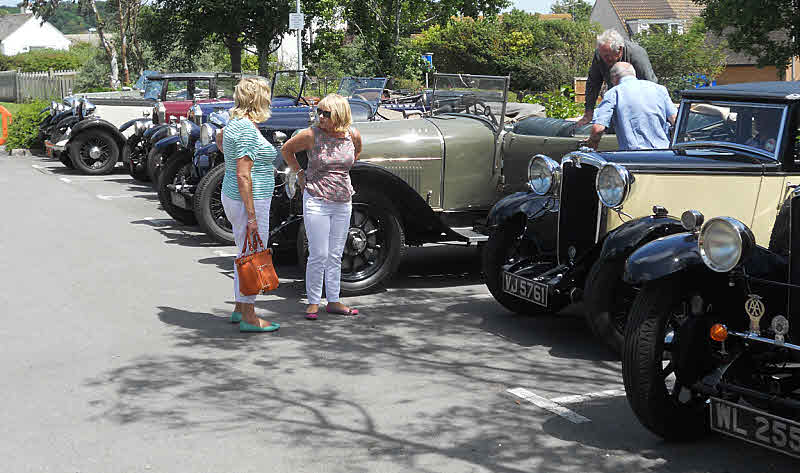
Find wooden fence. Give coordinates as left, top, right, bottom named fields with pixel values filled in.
left=0, top=70, right=78, bottom=103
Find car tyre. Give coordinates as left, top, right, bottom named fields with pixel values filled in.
left=194, top=164, right=233, bottom=245
left=68, top=130, right=119, bottom=175
left=123, top=138, right=150, bottom=182
left=622, top=276, right=708, bottom=440
left=584, top=258, right=636, bottom=356
left=482, top=221, right=551, bottom=315
left=297, top=190, right=405, bottom=295
left=146, top=147, right=166, bottom=187
left=157, top=153, right=198, bottom=225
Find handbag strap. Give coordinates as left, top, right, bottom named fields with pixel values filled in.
left=242, top=231, right=266, bottom=256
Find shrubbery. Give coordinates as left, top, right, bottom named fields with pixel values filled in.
left=522, top=86, right=584, bottom=119
left=6, top=100, right=48, bottom=151
left=0, top=49, right=82, bottom=72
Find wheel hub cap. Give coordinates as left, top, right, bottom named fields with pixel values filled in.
left=347, top=228, right=368, bottom=254
left=88, top=146, right=103, bottom=160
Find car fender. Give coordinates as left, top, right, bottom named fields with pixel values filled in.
left=350, top=162, right=447, bottom=243
left=155, top=135, right=180, bottom=151
left=597, top=215, right=685, bottom=264
left=69, top=118, right=127, bottom=151
left=53, top=115, right=79, bottom=133
left=486, top=191, right=558, bottom=228
left=623, top=232, right=703, bottom=284
left=119, top=117, right=150, bottom=133
left=145, top=123, right=170, bottom=143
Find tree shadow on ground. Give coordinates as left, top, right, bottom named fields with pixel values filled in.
left=129, top=218, right=227, bottom=247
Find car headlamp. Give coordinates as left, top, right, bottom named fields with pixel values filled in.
left=200, top=123, right=214, bottom=146
left=699, top=217, right=755, bottom=272
left=527, top=155, right=560, bottom=196
left=191, top=104, right=203, bottom=125
left=180, top=120, right=192, bottom=147
left=50, top=101, right=58, bottom=116
left=285, top=170, right=299, bottom=199
left=596, top=163, right=633, bottom=208
left=83, top=99, right=96, bottom=116
left=168, top=124, right=179, bottom=137
left=133, top=120, right=146, bottom=135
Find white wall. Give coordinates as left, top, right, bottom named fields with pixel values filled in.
left=2, top=17, right=71, bottom=56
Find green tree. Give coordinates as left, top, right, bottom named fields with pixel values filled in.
left=550, top=0, right=592, bottom=22
left=634, top=19, right=727, bottom=100
left=697, top=0, right=797, bottom=70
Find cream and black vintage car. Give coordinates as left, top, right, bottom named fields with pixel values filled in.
left=481, top=81, right=800, bottom=354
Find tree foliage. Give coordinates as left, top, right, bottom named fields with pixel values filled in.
left=0, top=49, right=83, bottom=72
left=550, top=0, right=592, bottom=22
left=634, top=19, right=727, bottom=100
left=412, top=10, right=599, bottom=92
left=697, top=0, right=797, bottom=70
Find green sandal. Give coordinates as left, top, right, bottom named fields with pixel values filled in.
left=239, top=321, right=280, bottom=332
left=230, top=311, right=243, bottom=323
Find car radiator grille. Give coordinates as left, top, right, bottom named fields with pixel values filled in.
left=558, top=161, right=602, bottom=264
left=383, top=165, right=423, bottom=194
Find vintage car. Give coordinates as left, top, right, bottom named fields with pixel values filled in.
left=481, top=81, right=800, bottom=355
left=183, top=73, right=617, bottom=295
left=148, top=72, right=241, bottom=125
left=38, top=97, right=77, bottom=143
left=622, top=206, right=800, bottom=457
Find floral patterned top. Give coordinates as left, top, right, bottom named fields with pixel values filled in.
left=304, top=126, right=356, bottom=202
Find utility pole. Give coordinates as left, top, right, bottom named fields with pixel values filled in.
left=296, top=0, right=303, bottom=70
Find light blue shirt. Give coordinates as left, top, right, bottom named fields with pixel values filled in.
left=221, top=117, right=275, bottom=201
left=592, top=76, right=677, bottom=150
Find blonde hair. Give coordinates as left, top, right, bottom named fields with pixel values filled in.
left=230, top=77, right=271, bottom=123
left=317, top=93, right=352, bottom=133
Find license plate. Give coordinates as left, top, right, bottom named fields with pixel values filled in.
left=710, top=397, right=800, bottom=458
left=170, top=191, right=189, bottom=209
left=502, top=271, right=548, bottom=307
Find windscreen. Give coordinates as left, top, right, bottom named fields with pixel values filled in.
left=272, top=71, right=305, bottom=101
left=432, top=74, right=507, bottom=125
left=674, top=101, right=787, bottom=158
left=338, top=77, right=387, bottom=107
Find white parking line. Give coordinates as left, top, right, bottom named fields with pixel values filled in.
left=59, top=177, right=72, bottom=183
left=97, top=194, right=132, bottom=200
left=551, top=389, right=626, bottom=405
left=507, top=387, right=590, bottom=424
left=31, top=164, right=54, bottom=175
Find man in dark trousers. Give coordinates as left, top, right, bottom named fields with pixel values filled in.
left=576, top=29, right=658, bottom=127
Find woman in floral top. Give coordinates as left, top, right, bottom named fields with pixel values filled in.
left=281, top=94, right=362, bottom=320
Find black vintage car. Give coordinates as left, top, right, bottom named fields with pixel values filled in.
left=622, top=202, right=800, bottom=457
left=480, top=81, right=800, bottom=354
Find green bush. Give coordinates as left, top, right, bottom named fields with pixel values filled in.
left=0, top=49, right=82, bottom=72
left=522, top=86, right=583, bottom=119
left=6, top=101, right=48, bottom=151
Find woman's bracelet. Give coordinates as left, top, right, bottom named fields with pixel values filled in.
left=248, top=217, right=257, bottom=223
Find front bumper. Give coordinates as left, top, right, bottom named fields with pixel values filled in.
left=44, top=139, right=67, bottom=157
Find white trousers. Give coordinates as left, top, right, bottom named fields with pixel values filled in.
left=222, top=193, right=272, bottom=304
left=303, top=191, right=352, bottom=305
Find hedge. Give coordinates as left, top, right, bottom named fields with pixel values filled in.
left=6, top=101, right=48, bottom=151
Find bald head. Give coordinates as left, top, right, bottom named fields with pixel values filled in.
left=610, top=62, right=636, bottom=85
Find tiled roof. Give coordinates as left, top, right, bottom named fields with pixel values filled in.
left=609, top=0, right=702, bottom=21
left=0, top=14, right=32, bottom=41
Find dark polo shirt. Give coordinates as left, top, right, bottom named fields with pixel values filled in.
left=585, top=39, right=658, bottom=112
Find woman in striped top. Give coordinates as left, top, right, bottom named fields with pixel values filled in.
left=220, top=76, right=279, bottom=333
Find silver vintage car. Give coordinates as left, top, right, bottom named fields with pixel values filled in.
left=281, top=73, right=619, bottom=294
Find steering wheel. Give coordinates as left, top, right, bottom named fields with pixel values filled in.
left=470, top=99, right=498, bottom=126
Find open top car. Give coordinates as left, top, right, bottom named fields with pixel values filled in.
left=481, top=81, right=800, bottom=355
left=148, top=72, right=243, bottom=125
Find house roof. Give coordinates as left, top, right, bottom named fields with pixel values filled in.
left=0, top=13, right=33, bottom=41
left=609, top=0, right=702, bottom=21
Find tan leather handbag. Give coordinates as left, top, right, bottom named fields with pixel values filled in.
left=235, top=231, right=279, bottom=295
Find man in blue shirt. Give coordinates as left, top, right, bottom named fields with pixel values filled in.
left=586, top=62, right=677, bottom=151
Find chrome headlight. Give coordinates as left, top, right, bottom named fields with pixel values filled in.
left=285, top=170, right=299, bottom=199
left=698, top=217, right=755, bottom=272
left=200, top=123, right=214, bottom=146
left=133, top=120, right=146, bottom=135
left=596, top=163, right=633, bottom=208
left=83, top=99, right=96, bottom=116
left=527, top=155, right=560, bottom=196
left=180, top=120, right=192, bottom=147
left=191, top=104, right=203, bottom=125
left=50, top=101, right=58, bottom=116
left=168, top=124, right=179, bottom=137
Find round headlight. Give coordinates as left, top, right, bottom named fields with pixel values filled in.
left=133, top=120, right=146, bottom=135
left=84, top=99, right=96, bottom=116
left=285, top=171, right=299, bottom=199
left=192, top=104, right=203, bottom=125
left=168, top=124, right=179, bottom=137
left=200, top=123, right=214, bottom=146
left=596, top=163, right=633, bottom=208
left=157, top=102, right=166, bottom=124
left=180, top=120, right=191, bottom=147
left=698, top=217, right=755, bottom=272
left=527, top=155, right=560, bottom=196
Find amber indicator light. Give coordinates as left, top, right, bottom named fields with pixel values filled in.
left=710, top=324, right=728, bottom=342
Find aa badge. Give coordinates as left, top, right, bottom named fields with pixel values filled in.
left=745, top=294, right=765, bottom=334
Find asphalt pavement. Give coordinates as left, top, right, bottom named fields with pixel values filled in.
left=1, top=153, right=796, bottom=472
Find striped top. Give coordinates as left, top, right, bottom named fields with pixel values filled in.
left=221, top=117, right=275, bottom=200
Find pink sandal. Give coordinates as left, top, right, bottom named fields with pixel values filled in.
left=305, top=312, right=318, bottom=320
left=326, top=306, right=359, bottom=316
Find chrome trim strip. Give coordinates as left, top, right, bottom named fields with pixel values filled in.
left=728, top=329, right=800, bottom=353
left=361, top=157, right=442, bottom=163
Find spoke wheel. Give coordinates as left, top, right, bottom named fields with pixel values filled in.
left=146, top=147, right=167, bottom=188
left=124, top=137, right=150, bottom=182
left=482, top=220, right=555, bottom=315
left=69, top=130, right=119, bottom=175
left=622, top=276, right=708, bottom=440
left=157, top=153, right=198, bottom=225
left=194, top=164, right=233, bottom=244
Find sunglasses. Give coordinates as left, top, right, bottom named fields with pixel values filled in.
left=317, top=109, right=332, bottom=119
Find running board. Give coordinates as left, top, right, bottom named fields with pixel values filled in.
left=449, top=226, right=489, bottom=243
